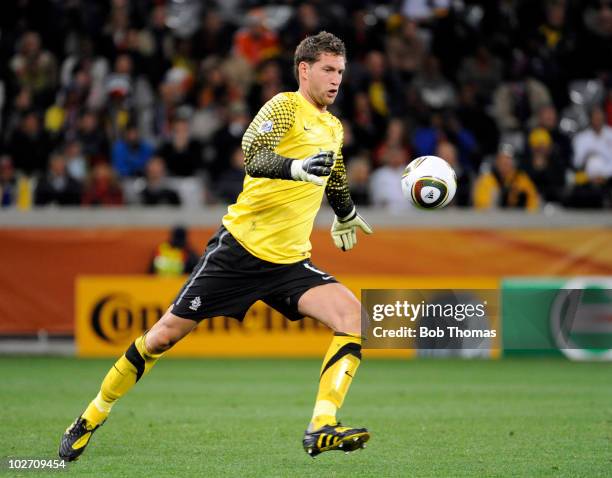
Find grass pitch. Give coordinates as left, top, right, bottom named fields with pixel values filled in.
left=0, top=357, right=610, bottom=477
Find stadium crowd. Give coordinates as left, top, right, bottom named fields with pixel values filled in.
left=0, top=0, right=611, bottom=210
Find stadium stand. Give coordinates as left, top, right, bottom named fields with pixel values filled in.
left=0, top=0, right=611, bottom=209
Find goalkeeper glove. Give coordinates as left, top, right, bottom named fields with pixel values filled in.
left=290, top=151, right=335, bottom=186
left=331, top=207, right=373, bottom=251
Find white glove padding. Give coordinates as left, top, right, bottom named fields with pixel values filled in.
left=290, top=151, right=335, bottom=186
left=331, top=207, right=373, bottom=251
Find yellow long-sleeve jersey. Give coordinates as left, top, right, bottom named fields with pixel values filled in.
left=222, top=91, right=353, bottom=264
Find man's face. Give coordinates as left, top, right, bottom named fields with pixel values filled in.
left=591, top=107, right=605, bottom=131
left=302, top=53, right=345, bottom=107
left=538, top=105, right=557, bottom=129
left=126, top=128, right=139, bottom=144
left=50, top=156, right=66, bottom=176
left=496, top=152, right=516, bottom=178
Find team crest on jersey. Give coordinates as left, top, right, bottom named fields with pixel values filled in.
left=259, top=120, right=273, bottom=133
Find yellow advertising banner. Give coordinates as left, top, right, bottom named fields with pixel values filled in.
left=76, top=276, right=499, bottom=358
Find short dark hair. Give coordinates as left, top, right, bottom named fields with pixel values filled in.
left=294, top=31, right=346, bottom=82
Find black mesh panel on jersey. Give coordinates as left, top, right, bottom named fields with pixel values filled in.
left=242, top=94, right=298, bottom=179
left=326, top=150, right=354, bottom=218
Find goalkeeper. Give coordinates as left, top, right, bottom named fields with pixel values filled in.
left=60, top=31, right=372, bottom=461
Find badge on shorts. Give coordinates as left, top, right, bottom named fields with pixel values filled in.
left=259, top=120, right=273, bottom=133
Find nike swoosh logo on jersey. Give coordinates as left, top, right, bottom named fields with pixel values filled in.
left=322, top=275, right=333, bottom=280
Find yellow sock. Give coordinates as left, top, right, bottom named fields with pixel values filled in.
left=82, top=334, right=163, bottom=428
left=310, top=333, right=362, bottom=431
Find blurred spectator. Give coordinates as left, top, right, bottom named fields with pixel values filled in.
left=442, top=112, right=478, bottom=170
left=574, top=0, right=612, bottom=78
left=149, top=226, right=199, bottom=276
left=140, top=156, right=181, bottom=206
left=402, top=0, right=451, bottom=24
left=524, top=128, right=567, bottom=203
left=82, top=163, right=124, bottom=206
left=247, top=60, right=286, bottom=116
left=157, top=118, right=202, bottom=177
left=537, top=0, right=570, bottom=52
left=534, top=104, right=572, bottom=167
left=373, top=118, right=411, bottom=167
left=193, top=9, right=235, bottom=60
left=76, top=110, right=109, bottom=161
left=63, top=141, right=88, bottom=181
left=233, top=8, right=280, bottom=66
left=142, top=4, right=172, bottom=88
left=45, top=68, right=93, bottom=139
left=369, top=146, right=409, bottom=211
left=357, top=51, right=405, bottom=118
left=412, top=111, right=477, bottom=170
left=572, top=105, right=612, bottom=179
left=456, top=82, right=500, bottom=161
left=190, top=61, right=228, bottom=142
left=0, top=156, right=17, bottom=207
left=412, top=112, right=443, bottom=158
left=565, top=152, right=610, bottom=208
left=569, top=101, right=612, bottom=206
left=436, top=141, right=471, bottom=207
left=112, top=124, right=154, bottom=177
left=166, top=0, right=201, bottom=39
left=343, top=8, right=386, bottom=61
left=3, top=88, right=34, bottom=143
left=209, top=102, right=250, bottom=180
left=215, top=147, right=245, bottom=204
left=281, top=3, right=324, bottom=50
left=104, top=54, right=134, bottom=140
left=473, top=146, right=540, bottom=211
left=458, top=46, right=503, bottom=105
left=152, top=81, right=181, bottom=142
left=492, top=52, right=552, bottom=131
left=526, top=0, right=575, bottom=109
left=351, top=92, right=384, bottom=150
left=7, top=110, right=53, bottom=175
left=164, top=63, right=195, bottom=97
left=411, top=55, right=456, bottom=110
left=105, top=53, right=154, bottom=141
left=101, top=2, right=131, bottom=56
left=477, top=1, right=523, bottom=57
left=385, top=18, right=427, bottom=83
left=171, top=38, right=198, bottom=79
left=59, top=36, right=109, bottom=109
left=9, top=31, right=57, bottom=107
left=346, top=155, right=371, bottom=206
left=34, top=153, right=82, bottom=206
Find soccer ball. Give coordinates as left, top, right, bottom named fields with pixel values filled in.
left=401, top=156, right=457, bottom=209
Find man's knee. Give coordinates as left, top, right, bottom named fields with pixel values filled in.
left=330, top=307, right=361, bottom=335
left=145, top=313, right=194, bottom=354
left=146, top=327, right=177, bottom=353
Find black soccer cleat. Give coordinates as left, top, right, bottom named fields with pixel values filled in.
left=303, top=422, right=370, bottom=458
left=59, top=416, right=103, bottom=462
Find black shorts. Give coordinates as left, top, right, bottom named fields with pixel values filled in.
left=171, top=226, right=338, bottom=322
